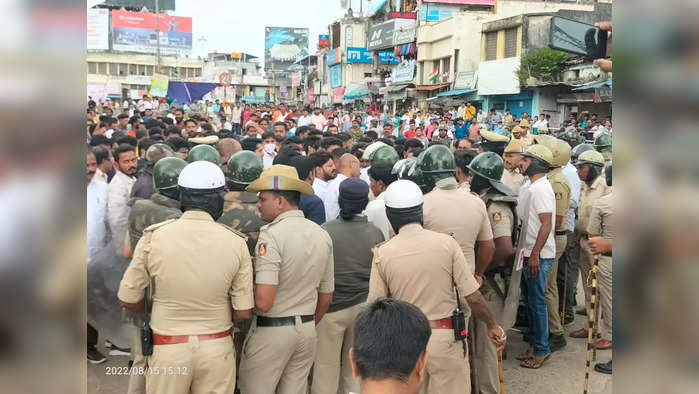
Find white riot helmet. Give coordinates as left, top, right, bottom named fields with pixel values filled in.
left=178, top=161, right=226, bottom=220
left=384, top=180, right=424, bottom=234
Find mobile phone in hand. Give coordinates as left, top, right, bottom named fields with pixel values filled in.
left=549, top=16, right=608, bottom=60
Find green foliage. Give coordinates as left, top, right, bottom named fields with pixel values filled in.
left=516, top=48, right=570, bottom=85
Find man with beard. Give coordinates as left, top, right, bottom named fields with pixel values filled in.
left=309, top=151, right=337, bottom=210
left=108, top=144, right=138, bottom=253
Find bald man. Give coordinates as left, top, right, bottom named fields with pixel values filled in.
left=217, top=138, right=242, bottom=172
left=324, top=153, right=361, bottom=221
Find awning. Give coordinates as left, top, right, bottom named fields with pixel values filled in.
left=416, top=82, right=450, bottom=91
left=436, top=88, right=476, bottom=97
left=387, top=83, right=412, bottom=93
left=572, top=79, right=612, bottom=91
left=343, top=88, right=371, bottom=100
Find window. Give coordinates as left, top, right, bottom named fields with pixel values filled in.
left=98, top=62, right=107, bottom=74
left=88, top=62, right=97, bottom=74
left=485, top=31, right=497, bottom=61
left=419, top=61, right=424, bottom=84
left=119, top=63, right=128, bottom=76
left=442, top=57, right=450, bottom=76
left=195, top=68, right=202, bottom=77
left=129, top=64, right=138, bottom=75
left=453, top=49, right=459, bottom=74
left=108, top=63, right=118, bottom=76
left=505, top=28, right=518, bottom=58
left=138, top=64, right=146, bottom=75
left=146, top=65, right=154, bottom=75
left=364, top=72, right=372, bottom=78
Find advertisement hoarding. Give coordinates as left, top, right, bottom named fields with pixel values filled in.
left=265, top=27, right=309, bottom=71
left=392, top=60, right=416, bottom=83
left=346, top=47, right=400, bottom=65
left=112, top=10, right=192, bottom=55
left=318, top=34, right=329, bottom=48
left=326, top=48, right=341, bottom=67
left=329, top=65, right=342, bottom=88
left=367, top=20, right=395, bottom=50
left=87, top=8, right=109, bottom=50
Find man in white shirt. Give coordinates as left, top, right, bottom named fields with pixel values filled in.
left=364, top=165, right=397, bottom=240
left=87, top=150, right=109, bottom=263
left=231, top=103, right=243, bottom=135
left=297, top=109, right=312, bottom=127
left=516, top=144, right=556, bottom=368
left=310, top=151, right=337, bottom=209
left=108, top=144, right=138, bottom=254
left=324, top=154, right=360, bottom=221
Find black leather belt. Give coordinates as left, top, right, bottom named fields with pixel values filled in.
left=555, top=230, right=568, bottom=236
left=602, top=252, right=612, bottom=257
left=256, top=315, right=314, bottom=327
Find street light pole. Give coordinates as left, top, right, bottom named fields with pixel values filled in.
left=155, top=0, right=161, bottom=74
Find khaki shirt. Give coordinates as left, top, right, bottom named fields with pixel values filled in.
left=587, top=192, right=613, bottom=240
left=576, top=176, right=611, bottom=234
left=118, top=210, right=254, bottom=335
left=547, top=168, right=571, bottom=230
left=424, top=177, right=493, bottom=275
left=254, top=210, right=334, bottom=317
left=486, top=200, right=515, bottom=239
left=368, top=223, right=480, bottom=320
left=501, top=168, right=525, bottom=194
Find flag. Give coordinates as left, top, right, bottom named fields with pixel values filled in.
left=427, top=67, right=439, bottom=82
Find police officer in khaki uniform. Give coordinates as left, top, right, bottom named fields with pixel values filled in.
left=467, top=152, right=518, bottom=394
left=532, top=135, right=571, bottom=350
left=238, top=165, right=334, bottom=394
left=516, top=119, right=535, bottom=147
left=502, top=138, right=526, bottom=193
left=475, top=129, right=510, bottom=157
left=586, top=164, right=613, bottom=351
left=124, top=156, right=186, bottom=394
left=419, top=145, right=495, bottom=279
left=569, top=150, right=611, bottom=339
left=368, top=180, right=506, bottom=394
left=118, top=161, right=254, bottom=394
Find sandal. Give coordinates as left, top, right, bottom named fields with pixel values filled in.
left=520, top=353, right=550, bottom=369
left=516, top=347, right=534, bottom=361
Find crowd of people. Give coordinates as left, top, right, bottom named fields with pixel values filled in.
left=86, top=96, right=613, bottom=394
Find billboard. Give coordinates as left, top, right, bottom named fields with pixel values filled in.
left=368, top=19, right=416, bottom=50
left=318, top=34, right=329, bottom=48
left=87, top=8, right=109, bottom=50
left=100, top=1, right=176, bottom=11
left=346, top=47, right=400, bottom=65
left=265, top=27, right=309, bottom=71
left=111, top=10, right=192, bottom=55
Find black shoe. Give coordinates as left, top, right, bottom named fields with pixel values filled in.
left=594, top=360, right=612, bottom=374
left=87, top=346, right=107, bottom=364
left=549, top=334, right=567, bottom=352
left=564, top=314, right=575, bottom=326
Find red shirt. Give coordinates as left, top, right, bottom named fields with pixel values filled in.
left=243, top=110, right=251, bottom=125
left=404, top=130, right=416, bottom=139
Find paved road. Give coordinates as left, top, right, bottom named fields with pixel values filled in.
left=88, top=284, right=612, bottom=393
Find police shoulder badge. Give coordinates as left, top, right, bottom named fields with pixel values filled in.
left=555, top=192, right=562, bottom=200
left=258, top=243, right=266, bottom=256
left=492, top=212, right=502, bottom=222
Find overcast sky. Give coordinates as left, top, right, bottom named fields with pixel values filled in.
left=176, top=0, right=372, bottom=63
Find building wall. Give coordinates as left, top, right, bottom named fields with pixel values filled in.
left=416, top=0, right=595, bottom=84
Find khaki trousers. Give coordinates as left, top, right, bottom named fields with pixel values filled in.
left=420, top=329, right=471, bottom=394
left=238, top=318, right=317, bottom=394
left=311, top=303, right=363, bottom=394
left=474, top=280, right=504, bottom=394
left=596, top=256, right=613, bottom=340
left=127, top=324, right=146, bottom=394
left=146, top=335, right=236, bottom=394
left=546, top=235, right=566, bottom=335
